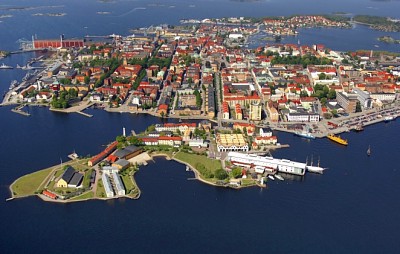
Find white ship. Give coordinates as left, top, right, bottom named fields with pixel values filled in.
left=0, top=63, right=13, bottom=69
left=228, top=152, right=309, bottom=176
left=384, top=116, right=394, bottom=122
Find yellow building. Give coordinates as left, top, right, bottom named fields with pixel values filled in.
left=216, top=133, right=249, bottom=152
left=249, top=102, right=262, bottom=121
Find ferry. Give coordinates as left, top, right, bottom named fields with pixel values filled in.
left=327, top=133, right=348, bottom=146
left=0, top=63, right=13, bottom=69
left=295, top=131, right=315, bottom=139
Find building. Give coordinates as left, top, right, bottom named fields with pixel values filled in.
left=188, top=139, right=208, bottom=148
left=227, top=152, right=306, bottom=176
left=88, top=141, right=118, bottom=166
left=102, top=173, right=114, bottom=198
left=235, top=104, right=243, bottom=120
left=112, top=159, right=130, bottom=171
left=336, top=91, right=358, bottom=113
left=259, top=127, right=273, bottom=137
left=113, top=145, right=143, bottom=160
left=216, top=134, right=249, bottom=152
left=249, top=102, right=262, bottom=121
left=222, top=102, right=230, bottom=120
left=33, top=38, right=84, bottom=49
left=254, top=136, right=278, bottom=145
left=112, top=172, right=126, bottom=196
left=56, top=166, right=83, bottom=188
left=352, top=88, right=373, bottom=108
left=286, top=112, right=320, bottom=122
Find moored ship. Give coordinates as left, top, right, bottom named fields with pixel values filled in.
left=295, top=131, right=315, bottom=139
left=327, top=133, right=348, bottom=146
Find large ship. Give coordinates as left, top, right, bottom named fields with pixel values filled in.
left=327, top=133, right=348, bottom=146
left=295, top=131, right=315, bottom=139
left=0, top=63, right=13, bottom=69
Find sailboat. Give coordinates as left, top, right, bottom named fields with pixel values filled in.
left=307, top=155, right=325, bottom=174
left=367, top=145, right=371, bottom=156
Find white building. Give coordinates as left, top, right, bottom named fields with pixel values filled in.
left=102, top=173, right=114, bottom=198
left=227, top=152, right=307, bottom=176
left=112, top=172, right=125, bottom=196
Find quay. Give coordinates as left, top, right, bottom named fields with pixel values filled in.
left=76, top=111, right=93, bottom=118
left=11, top=105, right=30, bottom=116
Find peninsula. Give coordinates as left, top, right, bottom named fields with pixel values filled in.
left=6, top=14, right=400, bottom=202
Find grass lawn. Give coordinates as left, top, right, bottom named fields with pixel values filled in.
left=11, top=167, right=55, bottom=197
left=174, top=151, right=222, bottom=176
left=70, top=191, right=94, bottom=201
left=121, top=173, right=135, bottom=194
left=11, top=158, right=91, bottom=198
left=95, top=180, right=106, bottom=198
left=82, top=168, right=93, bottom=188
left=241, top=178, right=256, bottom=187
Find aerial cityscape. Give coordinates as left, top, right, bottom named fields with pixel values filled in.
left=1, top=0, right=400, bottom=253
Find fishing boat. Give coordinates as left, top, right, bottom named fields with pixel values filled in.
left=295, top=131, right=315, bottom=139
left=275, top=174, right=284, bottom=181
left=327, top=133, right=348, bottom=146
left=268, top=175, right=275, bottom=181
left=367, top=145, right=371, bottom=156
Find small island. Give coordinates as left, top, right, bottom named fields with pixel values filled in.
left=377, top=36, right=400, bottom=44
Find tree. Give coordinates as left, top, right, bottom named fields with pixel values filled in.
left=84, top=76, right=90, bottom=84
left=231, top=167, right=242, bottom=179
left=355, top=101, right=362, bottom=112
left=215, top=168, right=228, bottom=180
left=320, top=97, right=327, bottom=106
left=146, top=124, right=156, bottom=132
left=327, top=89, right=336, bottom=99
left=116, top=135, right=126, bottom=143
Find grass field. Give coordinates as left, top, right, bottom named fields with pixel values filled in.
left=95, top=180, right=106, bottom=198
left=121, top=173, right=135, bottom=194
left=11, top=167, right=55, bottom=197
left=70, top=191, right=94, bottom=201
left=11, top=159, right=92, bottom=198
left=174, top=152, right=221, bottom=178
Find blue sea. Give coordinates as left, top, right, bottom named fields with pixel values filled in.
left=1, top=1, right=400, bottom=253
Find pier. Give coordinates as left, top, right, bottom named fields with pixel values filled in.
left=76, top=111, right=93, bottom=118
left=11, top=105, right=30, bottom=116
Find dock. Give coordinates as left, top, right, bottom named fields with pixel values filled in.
left=76, top=111, right=93, bottom=118
left=11, top=105, right=30, bottom=116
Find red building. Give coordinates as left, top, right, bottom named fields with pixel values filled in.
left=33, top=39, right=84, bottom=49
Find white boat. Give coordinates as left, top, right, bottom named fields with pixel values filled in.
left=0, top=63, right=13, bottom=69
left=275, top=174, right=284, bottom=181
left=306, top=156, right=325, bottom=174
left=295, top=131, right=315, bottom=139
left=268, top=175, right=275, bottom=181
left=307, top=165, right=325, bottom=174
left=384, top=116, right=394, bottom=122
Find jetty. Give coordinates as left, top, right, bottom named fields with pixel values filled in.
left=11, top=105, right=30, bottom=116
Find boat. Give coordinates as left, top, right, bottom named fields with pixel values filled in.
left=268, top=175, right=275, bottom=181
left=275, top=174, right=284, bottom=181
left=327, top=133, right=348, bottom=146
left=367, top=145, right=371, bottom=156
left=306, top=156, right=325, bottom=174
left=354, top=123, right=364, bottom=132
left=384, top=116, right=394, bottom=122
left=0, top=63, right=13, bottom=69
left=295, top=131, right=315, bottom=139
